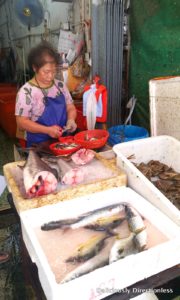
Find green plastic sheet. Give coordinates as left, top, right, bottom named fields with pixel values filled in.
left=129, top=0, right=180, bottom=130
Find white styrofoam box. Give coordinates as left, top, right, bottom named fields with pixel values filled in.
left=113, top=135, right=180, bottom=226
left=20, top=186, right=180, bottom=300
left=132, top=291, right=158, bottom=300
left=149, top=76, right=180, bottom=140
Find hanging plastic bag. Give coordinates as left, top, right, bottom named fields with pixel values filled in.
left=85, top=89, right=97, bottom=130
left=83, top=76, right=107, bottom=124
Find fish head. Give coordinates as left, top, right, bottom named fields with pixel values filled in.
left=26, top=172, right=58, bottom=198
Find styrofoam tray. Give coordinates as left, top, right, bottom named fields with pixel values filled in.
left=20, top=186, right=180, bottom=300
left=113, top=135, right=180, bottom=225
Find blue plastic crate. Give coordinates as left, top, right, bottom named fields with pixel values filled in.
left=108, top=125, right=149, bottom=146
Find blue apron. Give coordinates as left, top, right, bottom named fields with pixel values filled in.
left=27, top=91, right=67, bottom=147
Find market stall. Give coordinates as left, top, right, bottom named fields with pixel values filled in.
left=2, top=134, right=180, bottom=300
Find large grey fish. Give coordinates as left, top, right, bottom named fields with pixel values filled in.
left=66, top=233, right=108, bottom=263
left=22, top=150, right=58, bottom=198
left=61, top=252, right=109, bottom=284
left=41, top=203, right=126, bottom=231
left=109, top=233, right=138, bottom=264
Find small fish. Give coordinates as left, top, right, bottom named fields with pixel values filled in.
left=85, top=214, right=125, bottom=231
left=61, top=252, right=109, bottom=284
left=69, top=204, right=126, bottom=230
left=125, top=205, right=145, bottom=234
left=66, top=233, right=107, bottom=263
left=54, top=142, right=79, bottom=150
left=109, top=233, right=138, bottom=264
left=134, top=229, right=147, bottom=251
left=41, top=204, right=125, bottom=231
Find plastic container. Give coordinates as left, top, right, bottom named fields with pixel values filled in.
left=108, top=125, right=149, bottom=146
left=49, top=137, right=81, bottom=156
left=0, top=86, right=17, bottom=94
left=74, top=129, right=109, bottom=149
left=0, top=92, right=17, bottom=137
left=113, top=135, right=180, bottom=225
left=20, top=186, right=180, bottom=300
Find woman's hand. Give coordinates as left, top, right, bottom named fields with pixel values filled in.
left=66, top=119, right=77, bottom=133
left=47, top=125, right=63, bottom=138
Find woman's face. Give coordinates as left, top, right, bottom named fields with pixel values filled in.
left=34, top=55, right=57, bottom=86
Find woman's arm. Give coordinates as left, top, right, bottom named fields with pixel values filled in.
left=66, top=103, right=77, bottom=121
left=16, top=116, right=62, bottom=138
left=66, top=103, right=77, bottom=132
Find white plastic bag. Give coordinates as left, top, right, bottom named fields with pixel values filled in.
left=86, top=91, right=97, bottom=130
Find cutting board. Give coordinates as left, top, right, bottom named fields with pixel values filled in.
left=3, top=151, right=127, bottom=213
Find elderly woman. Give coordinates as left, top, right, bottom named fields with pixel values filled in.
left=15, top=41, right=77, bottom=147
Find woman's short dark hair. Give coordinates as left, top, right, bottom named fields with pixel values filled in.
left=28, top=41, right=59, bottom=71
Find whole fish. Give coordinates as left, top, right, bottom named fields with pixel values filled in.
left=61, top=252, right=109, bottom=284
left=67, top=204, right=126, bottom=230
left=23, top=150, right=58, bottom=198
left=125, top=205, right=145, bottom=234
left=41, top=203, right=126, bottom=231
left=109, top=233, right=138, bottom=264
left=85, top=214, right=125, bottom=231
left=66, top=233, right=108, bottom=263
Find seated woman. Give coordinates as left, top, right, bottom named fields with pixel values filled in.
left=15, top=41, right=77, bottom=147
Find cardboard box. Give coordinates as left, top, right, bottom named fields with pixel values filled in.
left=20, top=187, right=180, bottom=300
left=113, top=135, right=180, bottom=225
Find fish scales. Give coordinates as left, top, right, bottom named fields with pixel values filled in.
left=65, top=233, right=108, bottom=263
left=109, top=233, right=138, bottom=264
left=70, top=204, right=126, bottom=230
left=61, top=251, right=109, bottom=284
left=85, top=214, right=125, bottom=231
left=134, top=229, right=147, bottom=251
left=41, top=203, right=126, bottom=231
left=125, top=205, right=145, bottom=234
